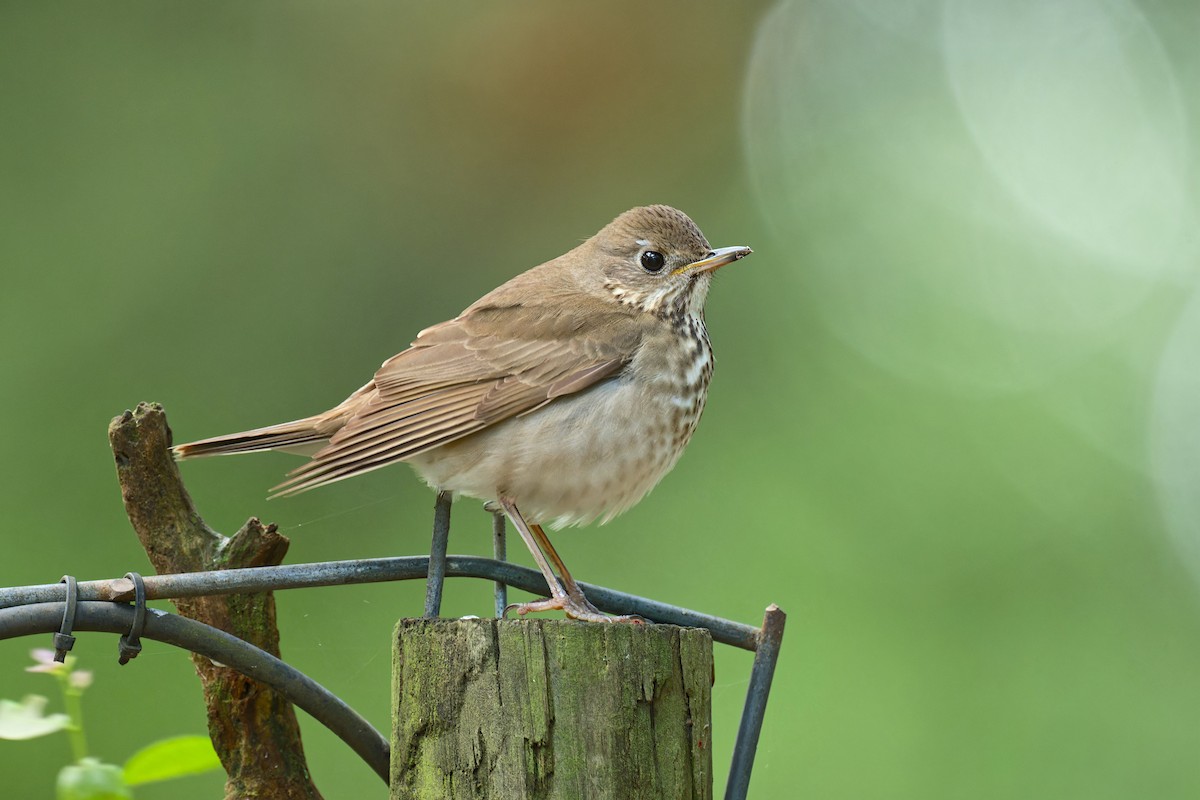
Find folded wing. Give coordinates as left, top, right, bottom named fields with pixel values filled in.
left=271, top=300, right=644, bottom=496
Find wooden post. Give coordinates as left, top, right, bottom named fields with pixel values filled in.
left=391, top=619, right=713, bottom=800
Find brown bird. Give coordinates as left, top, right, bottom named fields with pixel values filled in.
left=174, top=205, right=751, bottom=622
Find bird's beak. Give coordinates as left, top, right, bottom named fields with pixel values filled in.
left=675, top=245, right=753, bottom=276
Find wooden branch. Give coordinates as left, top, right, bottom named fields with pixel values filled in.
left=391, top=619, right=714, bottom=799
left=109, top=402, right=322, bottom=800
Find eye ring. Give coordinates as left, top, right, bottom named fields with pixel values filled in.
left=639, top=250, right=666, bottom=273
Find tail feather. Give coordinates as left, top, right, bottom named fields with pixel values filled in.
left=173, top=418, right=329, bottom=460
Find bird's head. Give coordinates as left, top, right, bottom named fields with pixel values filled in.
left=589, top=205, right=751, bottom=319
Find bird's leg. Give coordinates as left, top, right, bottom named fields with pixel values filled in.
left=528, top=523, right=642, bottom=624
left=498, top=499, right=637, bottom=623
left=527, top=524, right=588, bottom=600
left=496, top=498, right=572, bottom=614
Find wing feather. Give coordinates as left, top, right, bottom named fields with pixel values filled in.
left=271, top=298, right=648, bottom=496
left=273, top=408, right=486, bottom=496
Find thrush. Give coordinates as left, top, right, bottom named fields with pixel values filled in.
left=174, top=205, right=751, bottom=622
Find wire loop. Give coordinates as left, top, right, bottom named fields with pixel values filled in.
left=53, top=575, right=78, bottom=662
left=117, top=571, right=147, bottom=665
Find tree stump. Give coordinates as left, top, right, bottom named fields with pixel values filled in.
left=109, top=403, right=321, bottom=799
left=391, top=619, right=713, bottom=800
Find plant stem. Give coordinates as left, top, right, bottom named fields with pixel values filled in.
left=60, top=676, right=88, bottom=762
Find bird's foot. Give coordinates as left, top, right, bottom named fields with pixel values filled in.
left=504, top=589, right=643, bottom=624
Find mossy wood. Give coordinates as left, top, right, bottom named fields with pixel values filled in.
left=109, top=403, right=322, bottom=800
left=391, top=619, right=713, bottom=800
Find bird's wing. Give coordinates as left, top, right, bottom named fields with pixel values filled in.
left=270, top=301, right=643, bottom=496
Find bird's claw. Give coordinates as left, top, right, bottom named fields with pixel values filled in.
left=502, top=595, right=645, bottom=625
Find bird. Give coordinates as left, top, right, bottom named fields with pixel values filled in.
left=174, top=205, right=751, bottom=622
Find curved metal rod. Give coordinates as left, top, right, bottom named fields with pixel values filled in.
left=0, top=602, right=390, bottom=784
left=0, top=557, right=762, bottom=651
left=726, top=604, right=786, bottom=800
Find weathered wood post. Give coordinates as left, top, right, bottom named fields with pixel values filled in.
left=109, top=402, right=322, bottom=799
left=391, top=619, right=714, bottom=799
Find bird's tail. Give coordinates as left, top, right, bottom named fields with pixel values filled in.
left=173, top=417, right=329, bottom=460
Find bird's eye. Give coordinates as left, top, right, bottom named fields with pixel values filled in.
left=639, top=250, right=666, bottom=273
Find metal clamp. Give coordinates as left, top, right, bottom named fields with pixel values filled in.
left=117, top=572, right=147, bottom=665
left=53, top=575, right=78, bottom=662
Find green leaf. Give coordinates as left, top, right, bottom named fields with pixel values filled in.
left=57, top=758, right=131, bottom=800
left=0, top=695, right=71, bottom=740
left=122, top=735, right=222, bottom=786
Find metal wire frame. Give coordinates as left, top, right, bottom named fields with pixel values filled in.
left=0, top=601, right=391, bottom=782
left=0, top=557, right=785, bottom=799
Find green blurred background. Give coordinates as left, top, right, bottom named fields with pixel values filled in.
left=3, top=1, right=1200, bottom=797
